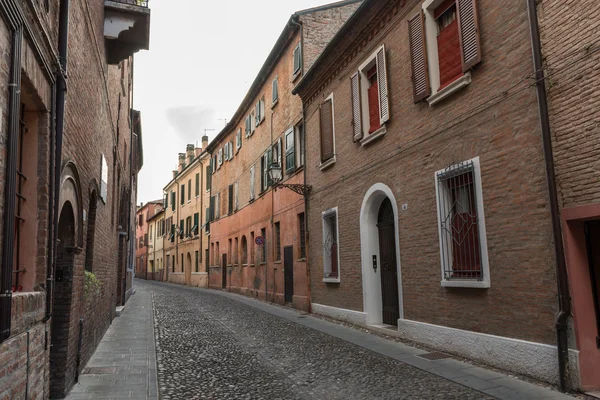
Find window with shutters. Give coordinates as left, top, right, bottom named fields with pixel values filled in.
left=179, top=220, right=184, bottom=239
left=322, top=208, right=340, bottom=283
left=193, top=213, right=199, bottom=235
left=164, top=193, right=168, bottom=208
left=195, top=173, right=200, bottom=197
left=171, top=191, right=175, bottom=211
left=319, top=94, right=336, bottom=170
left=245, top=115, right=252, bottom=137
left=205, top=166, right=211, bottom=191
left=180, top=184, right=185, bottom=206
left=285, top=128, right=295, bottom=173
left=410, top=0, right=482, bottom=105
left=188, top=179, right=191, bottom=201
left=250, top=165, right=256, bottom=201
left=224, top=143, right=230, bottom=161
left=293, top=43, right=302, bottom=76
left=295, top=122, right=304, bottom=169
left=216, top=192, right=221, bottom=219
left=261, top=150, right=273, bottom=192
left=274, top=222, right=281, bottom=262
left=228, top=184, right=233, bottom=215
left=236, top=128, right=242, bottom=152
left=218, top=148, right=223, bottom=167
left=255, top=98, right=265, bottom=127
left=435, top=157, right=490, bottom=288
left=272, top=76, right=279, bottom=106
left=352, top=45, right=390, bottom=145
left=272, top=138, right=282, bottom=170
left=298, top=213, right=306, bottom=259
left=234, top=181, right=239, bottom=211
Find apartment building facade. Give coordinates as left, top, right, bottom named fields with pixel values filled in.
left=0, top=0, right=150, bottom=397
left=206, top=1, right=361, bottom=311
left=535, top=0, right=600, bottom=392
left=294, top=0, right=578, bottom=388
left=163, top=138, right=211, bottom=288
left=147, top=208, right=165, bottom=281
left=135, top=200, right=162, bottom=279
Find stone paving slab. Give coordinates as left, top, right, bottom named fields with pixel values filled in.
left=65, top=287, right=158, bottom=400
left=153, top=280, right=577, bottom=400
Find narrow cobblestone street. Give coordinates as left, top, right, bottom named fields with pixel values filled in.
left=131, top=279, right=571, bottom=400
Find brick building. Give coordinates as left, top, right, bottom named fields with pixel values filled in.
left=0, top=0, right=149, bottom=398
left=163, top=137, right=211, bottom=288
left=206, top=0, right=361, bottom=311
left=147, top=208, right=165, bottom=281
left=535, top=0, right=600, bottom=392
left=294, top=0, right=578, bottom=388
left=135, top=200, right=162, bottom=279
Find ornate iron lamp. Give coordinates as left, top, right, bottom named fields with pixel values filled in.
left=268, top=161, right=311, bottom=197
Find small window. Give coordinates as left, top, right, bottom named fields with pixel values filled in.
left=272, top=76, right=279, bottom=105
left=319, top=95, right=335, bottom=166
left=322, top=208, right=340, bottom=282
left=171, top=191, right=175, bottom=211
left=255, top=98, right=265, bottom=127
left=241, top=235, right=248, bottom=264
left=298, top=212, right=306, bottom=259
left=234, top=181, right=239, bottom=211
left=215, top=192, right=221, bottom=219
left=435, top=157, right=489, bottom=288
left=295, top=122, right=304, bottom=168
left=250, top=110, right=256, bottom=134
left=245, top=115, right=252, bottom=137
left=195, top=173, right=200, bottom=197
left=261, top=150, right=272, bottom=192
left=274, top=222, right=281, bottom=262
left=250, top=165, right=256, bottom=201
left=293, top=43, right=302, bottom=75
left=285, top=128, right=295, bottom=173
left=218, top=148, right=223, bottom=167
left=180, top=184, right=185, bottom=205
left=206, top=166, right=211, bottom=191
left=164, top=193, right=168, bottom=208
left=228, top=184, right=233, bottom=215
left=224, top=144, right=230, bottom=161
left=188, top=179, right=191, bottom=201
left=236, top=128, right=242, bottom=152
left=193, top=213, right=199, bottom=235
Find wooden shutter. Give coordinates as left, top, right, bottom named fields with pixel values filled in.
left=350, top=72, right=362, bottom=141
left=457, top=0, right=482, bottom=72
left=250, top=165, right=255, bottom=200
left=320, top=99, right=334, bottom=162
left=228, top=184, right=233, bottom=214
left=234, top=181, right=239, bottom=210
left=409, top=11, right=431, bottom=102
left=376, top=46, right=390, bottom=125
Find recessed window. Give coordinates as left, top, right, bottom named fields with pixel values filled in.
left=435, top=157, right=489, bottom=288
left=272, top=76, right=279, bottom=105
left=285, top=128, right=295, bottom=173
left=293, top=43, right=302, bottom=75
left=241, top=236, right=248, bottom=264
left=236, top=128, right=242, bottom=152
left=322, top=208, right=340, bottom=282
left=319, top=94, right=336, bottom=169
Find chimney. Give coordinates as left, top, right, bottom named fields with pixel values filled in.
left=186, top=144, right=195, bottom=163
left=194, top=144, right=202, bottom=157
left=202, top=135, right=209, bottom=150
left=178, top=152, right=185, bottom=168
left=172, top=170, right=178, bottom=179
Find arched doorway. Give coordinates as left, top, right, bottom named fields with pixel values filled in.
left=377, top=199, right=399, bottom=325
left=360, top=183, right=403, bottom=326
left=50, top=202, right=76, bottom=398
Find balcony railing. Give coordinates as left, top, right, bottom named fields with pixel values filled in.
left=111, top=0, right=148, bottom=7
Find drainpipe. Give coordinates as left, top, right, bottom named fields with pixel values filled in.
left=0, top=26, right=23, bottom=343
left=128, top=56, right=135, bottom=302
left=289, top=15, right=311, bottom=313
left=526, top=0, right=571, bottom=392
left=44, top=82, right=57, bottom=322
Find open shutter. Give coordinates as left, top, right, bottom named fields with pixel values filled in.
left=250, top=165, right=255, bottom=200
left=277, top=138, right=282, bottom=166
left=320, top=100, right=334, bottom=162
left=457, top=0, right=482, bottom=72
left=350, top=72, right=362, bottom=141
left=234, top=181, right=239, bottom=210
left=409, top=11, right=431, bottom=102
left=267, top=149, right=273, bottom=187
left=375, top=46, right=390, bottom=125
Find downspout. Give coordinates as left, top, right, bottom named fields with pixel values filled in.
left=526, top=0, right=571, bottom=392
left=128, top=57, right=135, bottom=302
left=44, top=82, right=57, bottom=322
left=289, top=15, right=311, bottom=313
left=0, top=26, right=23, bottom=343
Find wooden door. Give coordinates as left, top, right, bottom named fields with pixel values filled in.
left=585, top=220, right=600, bottom=348
left=222, top=254, right=227, bottom=289
left=284, top=246, right=294, bottom=303
left=377, top=198, right=399, bottom=326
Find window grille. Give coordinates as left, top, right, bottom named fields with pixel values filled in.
left=436, top=160, right=483, bottom=281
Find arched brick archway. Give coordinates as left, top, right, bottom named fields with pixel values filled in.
left=50, top=201, right=77, bottom=398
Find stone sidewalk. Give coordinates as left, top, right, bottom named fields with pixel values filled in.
left=65, top=286, right=158, bottom=400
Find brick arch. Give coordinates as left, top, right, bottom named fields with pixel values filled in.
left=58, top=161, right=84, bottom=249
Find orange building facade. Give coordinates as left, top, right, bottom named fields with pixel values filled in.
left=207, top=1, right=362, bottom=311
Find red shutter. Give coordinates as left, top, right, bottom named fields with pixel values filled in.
left=376, top=46, right=390, bottom=125
left=350, top=72, right=362, bottom=141
left=456, top=0, right=482, bottom=72
left=320, top=100, right=334, bottom=162
left=408, top=11, right=430, bottom=103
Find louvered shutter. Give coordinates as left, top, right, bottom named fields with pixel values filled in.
left=350, top=72, right=362, bottom=141
left=234, top=181, right=239, bottom=210
left=250, top=165, right=255, bottom=200
left=277, top=138, right=282, bottom=166
left=457, top=0, right=482, bottom=72
left=409, top=11, right=431, bottom=102
left=267, top=149, right=273, bottom=187
left=320, top=100, right=334, bottom=162
left=228, top=184, right=233, bottom=214
left=376, top=46, right=390, bottom=125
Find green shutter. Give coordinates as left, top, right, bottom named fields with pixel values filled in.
left=195, top=173, right=200, bottom=196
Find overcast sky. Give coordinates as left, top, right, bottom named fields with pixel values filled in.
left=134, top=0, right=337, bottom=204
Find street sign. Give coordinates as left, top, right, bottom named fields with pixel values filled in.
left=255, top=236, right=265, bottom=246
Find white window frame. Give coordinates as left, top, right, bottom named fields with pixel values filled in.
left=217, top=148, right=223, bottom=167
left=255, top=97, right=265, bottom=127
left=285, top=127, right=295, bottom=173
left=250, top=110, right=256, bottom=134
left=319, top=93, right=336, bottom=171
left=224, top=143, right=229, bottom=161
left=295, top=122, right=304, bottom=169
left=422, top=0, right=472, bottom=106
left=293, top=43, right=302, bottom=76
left=434, top=156, right=490, bottom=288
left=321, top=207, right=340, bottom=283
left=357, top=45, right=388, bottom=146
left=236, top=128, right=242, bottom=152
left=249, top=165, right=255, bottom=201
left=272, top=76, right=279, bottom=106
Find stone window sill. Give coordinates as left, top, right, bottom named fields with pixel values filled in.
left=441, top=279, right=490, bottom=289
left=271, top=99, right=279, bottom=109
left=323, top=276, right=340, bottom=284
left=191, top=272, right=208, bottom=275
left=427, top=72, right=472, bottom=106
left=297, top=257, right=306, bottom=262
left=360, top=125, right=387, bottom=147
left=319, top=157, right=336, bottom=171
left=274, top=260, right=282, bottom=264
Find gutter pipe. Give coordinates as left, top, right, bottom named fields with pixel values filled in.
left=526, top=0, right=571, bottom=392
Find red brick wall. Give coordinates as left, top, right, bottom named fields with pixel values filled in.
left=299, top=0, right=558, bottom=345
left=537, top=0, right=600, bottom=209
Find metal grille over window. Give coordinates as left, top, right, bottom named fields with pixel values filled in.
left=275, top=222, right=281, bottom=261
left=437, top=161, right=482, bottom=280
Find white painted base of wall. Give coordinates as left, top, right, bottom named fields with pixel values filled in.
left=312, top=303, right=367, bottom=326
left=397, top=319, right=581, bottom=389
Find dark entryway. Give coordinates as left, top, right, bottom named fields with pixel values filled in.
left=585, top=220, right=600, bottom=348
left=222, top=254, right=227, bottom=289
left=377, top=198, right=399, bottom=326
left=284, top=246, right=294, bottom=303
left=50, top=202, right=76, bottom=398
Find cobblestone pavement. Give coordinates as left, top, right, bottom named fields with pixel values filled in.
left=144, top=280, right=495, bottom=400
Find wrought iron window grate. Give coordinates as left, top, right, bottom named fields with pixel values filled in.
left=437, top=161, right=483, bottom=281
left=111, top=0, right=149, bottom=7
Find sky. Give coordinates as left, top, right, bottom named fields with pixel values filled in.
left=134, top=0, right=338, bottom=204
